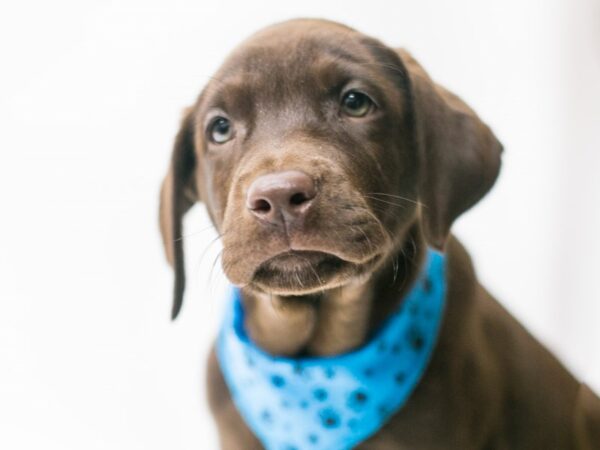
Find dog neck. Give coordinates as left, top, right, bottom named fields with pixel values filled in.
left=240, top=224, right=426, bottom=357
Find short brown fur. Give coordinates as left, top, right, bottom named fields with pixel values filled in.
left=159, top=19, right=600, bottom=449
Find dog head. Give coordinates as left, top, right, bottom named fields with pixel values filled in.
left=159, top=19, right=502, bottom=318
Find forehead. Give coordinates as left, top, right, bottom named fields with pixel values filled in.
left=201, top=22, right=398, bottom=111
left=222, top=21, right=373, bottom=75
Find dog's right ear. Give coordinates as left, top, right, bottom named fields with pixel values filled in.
left=396, top=49, right=503, bottom=250
left=159, top=109, right=198, bottom=320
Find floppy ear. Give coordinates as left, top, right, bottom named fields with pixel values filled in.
left=159, top=109, right=198, bottom=319
left=397, top=49, right=503, bottom=249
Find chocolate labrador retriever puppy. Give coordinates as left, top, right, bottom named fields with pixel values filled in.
left=159, top=19, right=600, bottom=449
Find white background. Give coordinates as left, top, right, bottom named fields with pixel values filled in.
left=1, top=1, right=599, bottom=449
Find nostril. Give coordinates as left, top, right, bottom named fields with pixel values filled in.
left=246, top=170, right=316, bottom=222
left=289, top=192, right=310, bottom=206
left=252, top=198, right=272, bottom=213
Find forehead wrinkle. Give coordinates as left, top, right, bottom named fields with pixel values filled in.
left=320, top=40, right=373, bottom=64
left=202, top=35, right=401, bottom=124
left=313, top=57, right=376, bottom=87
left=203, top=72, right=258, bottom=119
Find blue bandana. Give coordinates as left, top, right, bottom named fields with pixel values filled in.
left=216, top=248, right=446, bottom=450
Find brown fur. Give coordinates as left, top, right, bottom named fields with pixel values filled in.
left=159, top=19, right=600, bottom=449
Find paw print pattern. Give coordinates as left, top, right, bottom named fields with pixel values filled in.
left=260, top=409, right=272, bottom=423
left=307, top=433, right=319, bottom=445
left=406, top=324, right=425, bottom=351
left=313, top=388, right=328, bottom=402
left=318, top=408, right=341, bottom=429
left=347, top=389, right=369, bottom=411
left=347, top=418, right=359, bottom=431
left=377, top=404, right=391, bottom=418
left=217, top=248, right=447, bottom=450
left=323, top=367, right=336, bottom=379
left=394, top=372, right=406, bottom=384
left=423, top=277, right=433, bottom=294
left=271, top=374, right=286, bottom=388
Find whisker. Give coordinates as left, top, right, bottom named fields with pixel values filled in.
left=351, top=224, right=374, bottom=256
left=364, top=196, right=409, bottom=210
left=207, top=249, right=224, bottom=299
left=396, top=245, right=410, bottom=292
left=294, top=253, right=324, bottom=289
left=293, top=269, right=305, bottom=289
left=352, top=206, right=395, bottom=250
left=364, top=193, right=421, bottom=207
left=198, top=233, right=224, bottom=267
left=173, top=223, right=216, bottom=242
left=392, top=253, right=399, bottom=286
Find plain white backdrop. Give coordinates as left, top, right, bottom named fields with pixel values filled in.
left=1, top=1, right=599, bottom=449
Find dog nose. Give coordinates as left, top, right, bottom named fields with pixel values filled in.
left=246, top=170, right=316, bottom=226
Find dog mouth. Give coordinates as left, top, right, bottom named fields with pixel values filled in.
left=252, top=250, right=379, bottom=294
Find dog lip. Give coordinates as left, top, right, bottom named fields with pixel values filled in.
left=257, top=250, right=343, bottom=272
left=287, top=243, right=380, bottom=266
left=249, top=249, right=382, bottom=295
left=254, top=248, right=382, bottom=275
left=252, top=250, right=345, bottom=284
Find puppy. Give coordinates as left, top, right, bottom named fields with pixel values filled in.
left=159, top=19, right=600, bottom=449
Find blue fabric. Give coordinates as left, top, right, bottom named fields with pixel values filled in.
left=216, top=248, right=447, bottom=450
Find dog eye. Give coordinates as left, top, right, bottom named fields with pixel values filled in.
left=209, top=117, right=233, bottom=144
left=341, top=91, right=373, bottom=117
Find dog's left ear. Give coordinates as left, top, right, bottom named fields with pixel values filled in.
left=397, top=49, right=503, bottom=249
left=159, top=109, right=198, bottom=319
